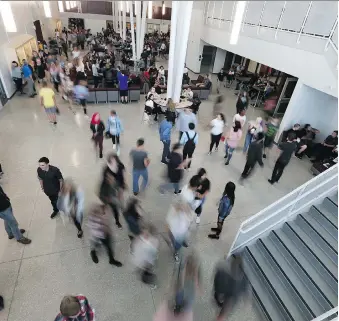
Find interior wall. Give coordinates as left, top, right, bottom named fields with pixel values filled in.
left=212, top=48, right=226, bottom=73
left=279, top=80, right=338, bottom=142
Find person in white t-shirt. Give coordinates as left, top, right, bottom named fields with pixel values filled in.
left=233, top=109, right=247, bottom=128
left=72, top=46, right=81, bottom=59
left=209, top=113, right=226, bottom=154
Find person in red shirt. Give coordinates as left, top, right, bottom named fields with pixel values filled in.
left=54, top=295, right=94, bottom=321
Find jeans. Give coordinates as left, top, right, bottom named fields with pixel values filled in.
left=0, top=206, right=22, bottom=240
left=243, top=133, right=253, bottom=153
left=26, top=77, right=35, bottom=96
left=47, top=194, right=59, bottom=213
left=133, top=168, right=148, bottom=193
left=225, top=144, right=235, bottom=162
left=161, top=140, right=171, bottom=162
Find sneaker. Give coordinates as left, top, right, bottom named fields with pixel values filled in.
left=50, top=211, right=59, bottom=219
left=224, top=154, right=228, bottom=159
left=174, top=253, right=179, bottom=262
left=116, top=222, right=123, bottom=229
left=211, top=227, right=219, bottom=231
left=208, top=152, right=211, bottom=155
left=196, top=216, right=200, bottom=224
left=177, top=190, right=182, bottom=194
left=225, top=161, right=229, bottom=165
left=77, top=230, right=83, bottom=238
left=8, top=229, right=26, bottom=240
left=113, top=144, right=116, bottom=150
left=53, top=122, right=57, bottom=125
left=150, top=284, right=157, bottom=290
left=268, top=179, right=274, bottom=185
left=161, top=160, right=168, bottom=165
left=17, top=237, right=31, bottom=244
left=263, top=154, right=267, bottom=159
left=109, top=259, right=123, bottom=267
left=208, top=234, right=219, bottom=239
left=90, top=250, right=99, bottom=263
left=133, top=192, right=139, bottom=196
left=215, top=148, right=218, bottom=152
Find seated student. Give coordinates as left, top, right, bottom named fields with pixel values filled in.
left=147, top=87, right=160, bottom=100
left=298, top=124, right=319, bottom=156
left=182, top=87, right=193, bottom=100
left=284, top=124, right=307, bottom=159
left=196, top=74, right=211, bottom=88
left=226, top=68, right=235, bottom=88
left=311, top=130, right=338, bottom=163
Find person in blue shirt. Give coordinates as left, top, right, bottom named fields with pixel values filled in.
left=118, top=70, right=129, bottom=104
left=106, top=110, right=123, bottom=152
left=22, top=60, right=36, bottom=97
left=208, top=182, right=236, bottom=240
left=159, top=115, right=173, bottom=164
left=74, top=80, right=89, bottom=115
left=180, top=122, right=198, bottom=170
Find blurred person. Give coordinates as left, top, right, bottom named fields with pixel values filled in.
left=180, top=123, right=198, bottom=170
left=194, top=168, right=211, bottom=224
left=0, top=186, right=31, bottom=244
left=177, top=108, right=197, bottom=141
left=37, top=157, right=63, bottom=218
left=158, top=143, right=185, bottom=195
left=166, top=200, right=194, bottom=262
left=123, top=197, right=143, bottom=244
left=147, top=86, right=160, bottom=100
left=39, top=80, right=57, bottom=125
left=22, top=59, right=36, bottom=97
left=88, top=204, right=122, bottom=266
left=72, top=46, right=80, bottom=59
left=180, top=175, right=201, bottom=210
left=243, top=117, right=263, bottom=153
left=11, top=61, right=24, bottom=95
left=232, top=109, right=246, bottom=128
left=208, top=113, right=225, bottom=154
left=159, top=114, right=173, bottom=164
left=153, top=254, right=201, bottom=321
left=54, top=295, right=94, bottom=321
left=90, top=112, right=105, bottom=159
left=74, top=79, right=89, bottom=115
left=106, top=110, right=124, bottom=152
left=240, top=132, right=265, bottom=181
left=208, top=181, right=236, bottom=239
left=35, top=57, right=46, bottom=82
left=213, top=257, right=248, bottom=321
left=236, top=91, right=248, bottom=114
left=57, top=179, right=84, bottom=238
left=99, top=167, right=122, bottom=229
left=129, top=138, right=150, bottom=196
left=224, top=121, right=243, bottom=165
left=263, top=117, right=279, bottom=158
left=213, top=95, right=224, bottom=117
left=50, top=62, right=61, bottom=92
left=226, top=67, right=235, bottom=88
left=132, top=224, right=159, bottom=289
left=268, top=132, right=297, bottom=185
left=216, top=68, right=225, bottom=94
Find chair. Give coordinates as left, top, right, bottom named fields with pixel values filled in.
left=191, top=75, right=204, bottom=86
left=107, top=88, right=119, bottom=103
left=129, top=86, right=141, bottom=102
left=96, top=88, right=108, bottom=103
left=87, top=89, right=96, bottom=104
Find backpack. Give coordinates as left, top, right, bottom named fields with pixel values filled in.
left=184, top=132, right=196, bottom=154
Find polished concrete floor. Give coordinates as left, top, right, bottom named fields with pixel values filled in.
left=0, top=74, right=314, bottom=321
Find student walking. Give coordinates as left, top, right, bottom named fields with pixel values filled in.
left=74, top=79, right=89, bottom=115
left=22, top=60, right=36, bottom=97
left=11, top=61, right=24, bottom=95
left=159, top=115, right=173, bottom=164
left=0, top=186, right=31, bottom=244
left=37, top=157, right=63, bottom=218
left=39, top=80, right=57, bottom=125
left=268, top=132, right=297, bottom=185
left=240, top=132, right=264, bottom=180
left=57, top=179, right=84, bottom=238
left=88, top=204, right=122, bottom=266
left=243, top=117, right=263, bottom=153
left=208, top=113, right=225, bottom=154
left=177, top=108, right=197, bottom=140
left=90, top=112, right=105, bottom=159
left=194, top=168, right=211, bottom=224
left=129, top=138, right=150, bottom=196
left=106, top=110, right=123, bottom=152
left=123, top=197, right=143, bottom=245
left=208, top=182, right=236, bottom=239
left=224, top=121, right=243, bottom=165
left=180, top=123, right=198, bottom=170
left=263, top=117, right=279, bottom=158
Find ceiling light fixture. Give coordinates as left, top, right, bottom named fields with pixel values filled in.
left=230, top=1, right=246, bottom=45
left=65, top=1, right=70, bottom=10
left=148, top=1, right=152, bottom=19
left=162, top=1, right=165, bottom=15
left=58, top=1, right=64, bottom=12
left=0, top=1, right=16, bottom=32
left=43, top=1, right=52, bottom=18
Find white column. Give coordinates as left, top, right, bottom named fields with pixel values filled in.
left=115, top=2, right=119, bottom=31
left=135, top=1, right=141, bottom=58
left=129, top=1, right=136, bottom=60
left=122, top=1, right=127, bottom=40
left=139, top=1, right=148, bottom=55
left=119, top=2, right=123, bottom=37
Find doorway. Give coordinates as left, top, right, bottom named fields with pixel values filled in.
left=34, top=20, right=43, bottom=42
left=0, top=77, right=8, bottom=105
left=200, top=45, right=216, bottom=74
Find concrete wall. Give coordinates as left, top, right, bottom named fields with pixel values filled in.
left=279, top=80, right=338, bottom=142
left=212, top=48, right=226, bottom=73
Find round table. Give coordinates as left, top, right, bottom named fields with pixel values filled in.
left=154, top=97, right=193, bottom=111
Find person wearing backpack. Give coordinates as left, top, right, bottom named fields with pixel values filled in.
left=208, top=182, right=236, bottom=240
left=180, top=123, right=198, bottom=170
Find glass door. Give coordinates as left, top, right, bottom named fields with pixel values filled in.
left=273, top=77, right=298, bottom=116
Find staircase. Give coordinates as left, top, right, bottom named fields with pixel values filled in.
left=240, top=193, right=338, bottom=321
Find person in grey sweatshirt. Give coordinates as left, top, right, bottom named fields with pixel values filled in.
left=177, top=108, right=197, bottom=140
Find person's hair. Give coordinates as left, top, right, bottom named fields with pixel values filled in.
left=172, top=143, right=182, bottom=151
left=223, top=181, right=236, bottom=206
left=334, top=130, right=338, bottom=135
left=60, top=296, right=81, bottom=317
left=38, top=157, right=49, bottom=164
left=293, top=123, right=300, bottom=128
left=256, top=132, right=264, bottom=141
left=233, top=121, right=241, bottom=132
left=188, top=122, right=195, bottom=130
left=218, top=113, right=225, bottom=123
left=189, top=175, right=201, bottom=188
left=287, top=132, right=297, bottom=141
left=304, top=123, right=311, bottom=129
left=110, top=110, right=116, bottom=116
left=160, top=65, right=164, bottom=69
left=148, top=94, right=154, bottom=100
left=12, top=61, right=18, bottom=66
left=197, top=168, right=206, bottom=178
left=106, top=152, right=122, bottom=166
left=136, top=138, right=144, bottom=146
left=42, top=80, right=48, bottom=87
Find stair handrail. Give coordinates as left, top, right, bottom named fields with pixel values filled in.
left=310, top=307, right=338, bottom=321
left=228, top=164, right=338, bottom=257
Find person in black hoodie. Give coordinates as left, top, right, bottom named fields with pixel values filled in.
left=90, top=112, right=105, bottom=158
left=240, top=132, right=264, bottom=180
left=0, top=186, right=31, bottom=244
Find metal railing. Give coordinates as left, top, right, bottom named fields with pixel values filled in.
left=310, top=307, right=338, bottom=321
left=227, top=164, right=338, bottom=257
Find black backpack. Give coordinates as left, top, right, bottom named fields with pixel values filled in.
left=184, top=132, right=196, bottom=154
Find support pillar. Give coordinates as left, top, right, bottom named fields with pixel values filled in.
left=139, top=1, right=148, bottom=55
left=122, top=1, right=127, bottom=40
left=118, top=2, right=123, bottom=38
left=135, top=1, right=141, bottom=58
left=129, top=1, right=136, bottom=61
left=167, top=1, right=193, bottom=102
